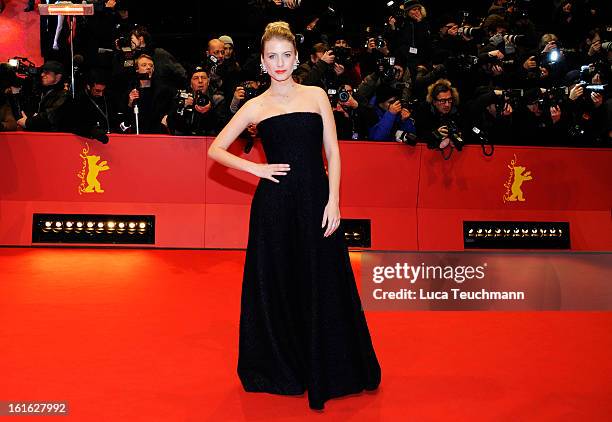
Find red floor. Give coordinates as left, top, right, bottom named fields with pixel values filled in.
left=0, top=248, right=610, bottom=421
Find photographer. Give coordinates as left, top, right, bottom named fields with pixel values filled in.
left=414, top=79, right=465, bottom=150
left=72, top=69, right=114, bottom=143
left=329, top=83, right=378, bottom=140
left=212, top=36, right=241, bottom=101
left=294, top=43, right=342, bottom=89
left=330, top=35, right=361, bottom=88
left=358, top=35, right=392, bottom=79
left=388, top=0, right=432, bottom=81
left=112, top=25, right=187, bottom=94
left=17, top=61, right=72, bottom=132
left=355, top=56, right=411, bottom=107
left=166, top=66, right=222, bottom=136
left=563, top=70, right=608, bottom=146
left=464, top=86, right=515, bottom=145
left=121, top=54, right=174, bottom=134
left=513, top=87, right=569, bottom=145
left=518, top=34, right=574, bottom=88
left=368, top=84, right=416, bottom=142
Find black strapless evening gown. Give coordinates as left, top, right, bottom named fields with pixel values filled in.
left=237, top=112, right=381, bottom=410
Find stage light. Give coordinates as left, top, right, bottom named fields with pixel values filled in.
left=464, top=221, right=570, bottom=249
left=33, top=214, right=155, bottom=244
left=340, top=219, right=371, bottom=248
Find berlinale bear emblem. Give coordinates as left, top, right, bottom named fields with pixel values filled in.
left=77, top=143, right=110, bottom=194
left=503, top=155, right=533, bottom=202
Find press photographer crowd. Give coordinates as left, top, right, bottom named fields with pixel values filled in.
left=1, top=0, right=610, bottom=154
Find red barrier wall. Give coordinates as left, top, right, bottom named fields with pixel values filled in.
left=1, top=132, right=610, bottom=250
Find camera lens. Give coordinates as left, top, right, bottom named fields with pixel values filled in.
left=196, top=94, right=210, bottom=107
left=338, top=88, right=350, bottom=103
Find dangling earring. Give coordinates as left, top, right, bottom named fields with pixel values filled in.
left=260, top=63, right=267, bottom=74
left=293, top=59, right=300, bottom=70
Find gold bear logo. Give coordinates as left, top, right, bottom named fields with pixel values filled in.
left=78, top=143, right=110, bottom=194
left=503, top=155, right=533, bottom=202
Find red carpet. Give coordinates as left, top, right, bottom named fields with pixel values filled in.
left=0, top=1, right=42, bottom=65
left=0, top=248, right=610, bottom=421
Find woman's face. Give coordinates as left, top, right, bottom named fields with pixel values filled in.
left=262, top=38, right=297, bottom=82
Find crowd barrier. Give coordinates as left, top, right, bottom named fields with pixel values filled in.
left=1, top=132, right=610, bottom=250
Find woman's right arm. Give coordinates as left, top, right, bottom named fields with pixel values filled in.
left=207, top=100, right=290, bottom=183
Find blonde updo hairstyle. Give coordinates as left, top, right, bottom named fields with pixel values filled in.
left=261, top=21, right=297, bottom=53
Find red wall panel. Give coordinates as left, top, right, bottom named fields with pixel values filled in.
left=1, top=132, right=610, bottom=250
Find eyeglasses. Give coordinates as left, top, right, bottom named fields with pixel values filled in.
left=434, top=98, right=453, bottom=104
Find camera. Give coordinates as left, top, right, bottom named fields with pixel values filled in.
left=579, top=62, right=608, bottom=83
left=195, top=92, right=211, bottom=107
left=7, top=57, right=39, bottom=77
left=241, top=82, right=259, bottom=102
left=114, top=33, right=137, bottom=68
left=331, top=46, right=352, bottom=67
left=581, top=83, right=607, bottom=93
left=175, top=89, right=191, bottom=115
left=502, top=88, right=524, bottom=107
left=338, top=86, right=351, bottom=103
left=457, top=26, right=484, bottom=39
left=539, top=86, right=568, bottom=108
left=376, top=56, right=398, bottom=82
left=439, top=118, right=464, bottom=151
left=207, top=54, right=220, bottom=74
left=327, top=86, right=352, bottom=107
left=446, top=54, right=479, bottom=73
left=116, top=36, right=131, bottom=49
left=395, top=130, right=417, bottom=145
left=366, top=35, right=386, bottom=50
left=495, top=90, right=522, bottom=117
left=400, top=98, right=419, bottom=112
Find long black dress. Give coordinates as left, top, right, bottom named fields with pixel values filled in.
left=237, top=111, right=381, bottom=410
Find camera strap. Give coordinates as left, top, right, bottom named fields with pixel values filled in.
left=87, top=93, right=110, bottom=133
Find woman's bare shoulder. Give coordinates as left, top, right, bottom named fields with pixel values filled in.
left=299, top=84, right=326, bottom=98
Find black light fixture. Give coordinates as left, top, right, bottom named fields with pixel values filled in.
left=464, top=221, right=570, bottom=249
left=32, top=214, right=155, bottom=244
left=342, top=219, right=371, bottom=248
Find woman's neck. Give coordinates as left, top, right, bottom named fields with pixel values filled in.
left=269, top=78, right=298, bottom=97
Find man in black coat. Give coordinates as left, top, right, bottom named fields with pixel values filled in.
left=72, top=69, right=114, bottom=143
left=16, top=61, right=73, bottom=132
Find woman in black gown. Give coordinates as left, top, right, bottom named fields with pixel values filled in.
left=208, top=21, right=381, bottom=410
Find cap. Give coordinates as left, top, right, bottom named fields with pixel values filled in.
left=189, top=64, right=210, bottom=78
left=403, top=1, right=423, bottom=11
left=219, top=35, right=234, bottom=46
left=40, top=60, right=65, bottom=75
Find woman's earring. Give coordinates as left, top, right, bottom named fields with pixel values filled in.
left=260, top=63, right=267, bottom=74
left=293, top=59, right=300, bottom=70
